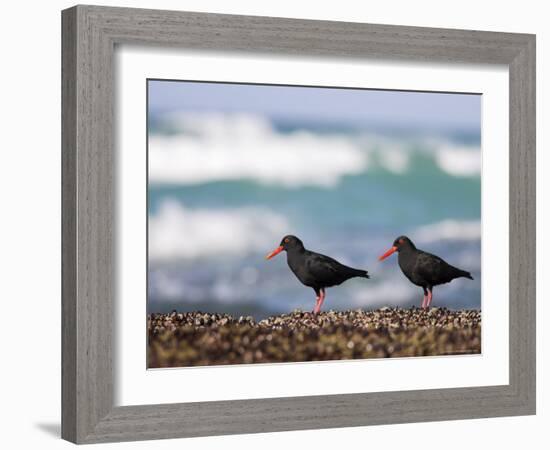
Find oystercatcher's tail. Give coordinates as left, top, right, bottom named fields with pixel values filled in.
left=354, top=269, right=370, bottom=279
left=459, top=269, right=474, bottom=280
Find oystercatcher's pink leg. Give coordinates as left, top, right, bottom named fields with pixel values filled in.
left=313, top=291, right=322, bottom=314
left=317, top=288, right=326, bottom=313
left=426, top=289, right=433, bottom=308
left=421, top=288, right=428, bottom=309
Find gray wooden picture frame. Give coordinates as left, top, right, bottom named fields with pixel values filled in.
left=61, top=4, right=536, bottom=444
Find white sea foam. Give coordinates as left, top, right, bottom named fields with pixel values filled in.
left=350, top=279, right=414, bottom=306
left=414, top=219, right=481, bottom=243
left=149, top=113, right=368, bottom=188
left=149, top=201, right=290, bottom=260
left=434, top=145, right=481, bottom=177
left=149, top=113, right=481, bottom=185
left=378, top=147, right=410, bottom=174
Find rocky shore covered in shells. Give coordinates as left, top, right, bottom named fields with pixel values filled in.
left=147, top=308, right=481, bottom=368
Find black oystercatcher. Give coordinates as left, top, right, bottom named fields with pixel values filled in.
left=378, top=236, right=473, bottom=309
left=266, top=235, right=370, bottom=314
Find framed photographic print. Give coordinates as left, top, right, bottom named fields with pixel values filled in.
left=62, top=4, right=536, bottom=444
left=146, top=79, right=483, bottom=369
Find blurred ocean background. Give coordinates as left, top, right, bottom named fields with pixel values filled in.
left=147, top=81, right=481, bottom=318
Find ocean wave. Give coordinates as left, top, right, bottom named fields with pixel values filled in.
left=377, top=147, right=410, bottom=174
left=349, top=279, right=414, bottom=306
left=149, top=201, right=290, bottom=260
left=435, top=145, right=481, bottom=177
left=413, top=220, right=481, bottom=243
left=149, top=113, right=480, bottom=187
left=149, top=113, right=368, bottom=188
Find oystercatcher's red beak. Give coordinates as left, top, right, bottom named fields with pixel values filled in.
left=378, top=246, right=397, bottom=261
left=265, top=245, right=284, bottom=260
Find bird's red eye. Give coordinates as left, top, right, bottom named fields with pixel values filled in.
left=399, top=238, right=404, bottom=244
left=284, top=238, right=290, bottom=243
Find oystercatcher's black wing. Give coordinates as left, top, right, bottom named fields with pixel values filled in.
left=305, top=251, right=369, bottom=286
left=414, top=251, right=469, bottom=285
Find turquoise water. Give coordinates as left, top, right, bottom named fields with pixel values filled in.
left=147, top=115, right=481, bottom=318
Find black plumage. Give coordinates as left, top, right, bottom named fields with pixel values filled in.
left=266, top=235, right=369, bottom=314
left=379, top=236, right=473, bottom=308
